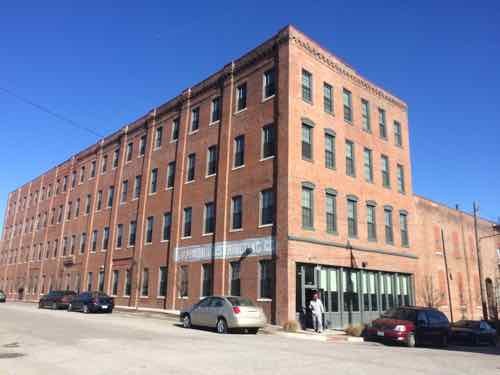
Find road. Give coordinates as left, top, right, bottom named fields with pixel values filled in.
left=0, top=302, right=498, bottom=375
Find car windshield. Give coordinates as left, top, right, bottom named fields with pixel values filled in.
left=382, top=308, right=416, bottom=321
left=226, top=297, right=255, bottom=307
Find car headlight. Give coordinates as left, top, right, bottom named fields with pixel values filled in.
left=394, top=325, right=407, bottom=332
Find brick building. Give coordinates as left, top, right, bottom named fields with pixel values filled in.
left=1, top=25, right=498, bottom=326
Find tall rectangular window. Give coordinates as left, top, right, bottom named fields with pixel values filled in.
left=204, top=202, right=215, bottom=234
left=91, top=230, right=98, bottom=252
left=190, top=107, right=199, bottom=132
left=202, top=263, right=213, bottom=297
left=231, top=195, right=243, bottom=230
left=75, top=198, right=80, bottom=217
left=63, top=176, right=68, bottom=192
left=345, top=140, right=355, bottom=177
left=67, top=201, right=72, bottom=220
left=154, top=126, right=163, bottom=148
left=96, top=190, right=102, bottom=211
left=150, top=168, right=158, bottom=194
left=361, top=99, right=371, bottom=131
left=133, top=175, right=141, bottom=199
left=259, top=260, right=273, bottom=299
left=171, top=117, right=179, bottom=141
left=397, top=164, right=405, bottom=193
left=385, top=208, right=394, bottom=244
left=102, top=227, right=109, bottom=250
left=381, top=155, right=390, bottom=188
left=139, top=135, right=146, bottom=156
left=71, top=171, right=77, bottom=188
left=343, top=89, right=352, bottom=123
left=206, top=146, right=218, bottom=176
left=112, top=148, right=119, bottom=168
left=186, top=154, right=196, bottom=182
left=301, top=123, right=313, bottom=160
left=80, top=166, right=85, bottom=183
left=183, top=207, right=192, bottom=237
left=126, top=142, right=133, bottom=161
left=302, top=69, right=312, bottom=102
left=234, top=135, right=245, bottom=167
left=145, top=216, right=154, bottom=244
left=261, top=125, right=275, bottom=159
left=263, top=68, right=276, bottom=99
left=87, top=272, right=93, bottom=291
left=158, top=266, right=167, bottom=297
left=121, top=180, right=128, bottom=203
left=230, top=261, right=241, bottom=296
left=400, top=212, right=409, bottom=247
left=90, top=160, right=96, bottom=178
left=112, top=270, right=119, bottom=296
left=324, top=132, right=336, bottom=169
left=236, top=83, right=247, bottom=111
left=323, top=83, right=333, bottom=113
left=141, top=268, right=149, bottom=296
left=162, top=213, right=171, bottom=241
left=125, top=270, right=131, bottom=296
left=179, top=266, right=188, bottom=297
left=325, top=192, right=337, bottom=233
left=107, top=186, right=114, bottom=208
left=101, top=154, right=108, bottom=174
left=80, top=232, right=87, bottom=254
left=98, top=271, right=104, bottom=292
left=116, top=224, right=123, bottom=248
left=85, top=194, right=91, bottom=214
left=211, top=96, right=221, bottom=123
left=301, top=186, right=314, bottom=229
left=378, top=108, right=387, bottom=139
left=347, top=198, right=358, bottom=238
left=367, top=205, right=377, bottom=241
left=260, top=189, right=274, bottom=225
left=394, top=121, right=402, bottom=146
left=129, top=221, right=136, bottom=246
left=363, top=148, right=373, bottom=183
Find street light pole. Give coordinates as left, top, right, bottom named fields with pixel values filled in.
left=473, top=202, right=488, bottom=321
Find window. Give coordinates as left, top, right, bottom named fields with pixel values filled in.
left=323, top=83, right=333, bottom=113
left=204, top=202, right=215, bottom=234
left=112, top=270, right=119, bottom=296
left=230, top=261, right=241, bottom=296
left=129, top=221, right=136, bottom=246
left=325, top=191, right=337, bottom=233
left=98, top=271, right=104, bottom=292
left=397, top=164, right=405, bottom=193
left=324, top=132, right=336, bottom=169
left=236, top=83, right=247, bottom=111
left=139, top=135, right=146, bottom=156
left=141, top=268, right=149, bottom=296
left=75, top=198, right=80, bottom=217
left=126, top=142, right=133, bottom=161
left=400, top=212, right=409, bottom=246
left=101, top=154, right=108, bottom=174
left=202, top=263, right=213, bottom=297
left=186, top=154, right=196, bottom=182
left=96, top=190, right=102, bottom=211
left=164, top=161, right=175, bottom=189
left=394, top=121, right=402, bottom=146
left=162, top=213, right=171, bottom=241
left=361, top=99, right=370, bottom=131
left=231, top=196, right=243, bottom=230
left=367, top=204, right=377, bottom=241
left=378, top=108, right=387, bottom=139
left=121, top=180, right=128, bottom=203
left=347, top=198, right=358, bottom=238
left=112, top=148, right=119, bottom=168
left=301, top=185, right=314, bottom=229
left=261, top=125, right=275, bottom=159
left=363, top=148, right=373, bottom=183
left=179, top=266, right=188, bottom=297
left=183, top=207, right=192, bottom=237
left=102, top=227, right=109, bottom=250
left=263, top=68, right=276, bottom=99
left=343, top=89, right=352, bottom=123
left=190, top=107, right=199, bottom=132
left=154, top=126, right=163, bottom=148
left=260, top=189, right=274, bottom=225
left=79, top=167, right=85, bottom=184
left=63, top=176, right=68, bottom=192
left=87, top=272, right=93, bottom=291
left=259, top=260, right=273, bottom=299
left=71, top=171, right=77, bottom=188
left=211, top=96, right=221, bottom=123
left=301, top=123, right=313, bottom=160
left=171, top=117, right=180, bottom=141
left=124, top=270, right=131, bottom=296
left=233, top=135, right=245, bottom=167
left=71, top=235, right=76, bottom=254
left=80, top=233, right=87, bottom=254
left=385, top=208, right=394, bottom=244
left=67, top=201, right=72, bottom=220
left=116, top=224, right=123, bottom=248
left=145, top=216, right=154, bottom=244
left=133, top=175, right=141, bottom=199
left=158, top=267, right=167, bottom=297
left=345, top=140, right=355, bottom=177
left=91, top=230, right=98, bottom=252
left=107, top=187, right=114, bottom=207
left=85, top=194, right=91, bottom=214
left=381, top=155, right=390, bottom=188
left=302, top=69, right=312, bottom=102
left=150, top=168, right=158, bottom=194
left=206, top=146, right=218, bottom=176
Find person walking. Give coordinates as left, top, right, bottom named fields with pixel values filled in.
left=309, top=292, right=325, bottom=333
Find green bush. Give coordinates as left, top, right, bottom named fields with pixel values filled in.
left=345, top=324, right=365, bottom=337
left=282, top=320, right=300, bottom=332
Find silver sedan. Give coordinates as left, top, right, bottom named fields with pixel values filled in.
left=180, top=296, right=267, bottom=334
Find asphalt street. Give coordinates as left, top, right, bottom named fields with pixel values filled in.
left=0, top=302, right=498, bottom=375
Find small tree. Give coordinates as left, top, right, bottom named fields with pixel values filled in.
left=422, top=275, right=445, bottom=308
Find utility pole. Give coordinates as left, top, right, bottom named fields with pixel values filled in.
left=473, top=202, right=488, bottom=321
left=441, top=228, right=454, bottom=322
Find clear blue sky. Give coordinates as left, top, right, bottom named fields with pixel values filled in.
left=1, top=1, right=499, bottom=231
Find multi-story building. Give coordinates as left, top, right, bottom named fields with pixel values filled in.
left=1, top=25, right=498, bottom=326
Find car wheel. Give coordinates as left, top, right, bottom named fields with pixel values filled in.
left=83, top=304, right=89, bottom=314
left=52, top=302, right=57, bottom=310
left=406, top=333, right=416, bottom=348
left=216, top=318, right=228, bottom=334
left=183, top=314, right=192, bottom=329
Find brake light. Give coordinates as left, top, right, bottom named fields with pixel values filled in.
left=394, top=325, right=407, bottom=332
left=232, top=306, right=241, bottom=314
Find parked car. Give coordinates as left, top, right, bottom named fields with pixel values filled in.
left=180, top=296, right=267, bottom=334
left=365, top=306, right=450, bottom=347
left=38, top=290, right=77, bottom=309
left=0, top=290, right=5, bottom=303
left=451, top=320, right=497, bottom=346
left=68, top=291, right=114, bottom=313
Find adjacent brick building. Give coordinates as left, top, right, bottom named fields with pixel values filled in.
left=1, top=25, right=498, bottom=326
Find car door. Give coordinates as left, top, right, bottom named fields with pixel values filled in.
left=206, top=298, right=225, bottom=328
left=415, top=310, right=431, bottom=344
left=191, top=298, right=211, bottom=326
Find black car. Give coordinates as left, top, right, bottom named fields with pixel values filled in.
left=451, top=320, right=497, bottom=346
left=0, top=290, right=6, bottom=303
left=38, top=290, right=77, bottom=309
left=68, top=291, right=114, bottom=313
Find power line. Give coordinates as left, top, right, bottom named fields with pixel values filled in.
left=0, top=86, right=103, bottom=138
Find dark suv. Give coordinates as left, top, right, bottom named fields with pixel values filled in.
left=38, top=290, right=77, bottom=310
left=68, top=292, right=114, bottom=313
left=366, top=306, right=450, bottom=347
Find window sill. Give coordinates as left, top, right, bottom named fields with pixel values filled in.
left=260, top=155, right=275, bottom=162
left=234, top=108, right=247, bottom=115
left=170, top=139, right=178, bottom=144
left=344, top=120, right=353, bottom=126
left=202, top=233, right=214, bottom=237
left=258, top=223, right=273, bottom=228
left=144, top=242, right=152, bottom=246
left=302, top=157, right=314, bottom=163
left=178, top=296, right=189, bottom=300
left=232, top=165, right=245, bottom=171
left=181, top=236, right=192, bottom=240
left=185, top=180, right=195, bottom=185
left=230, top=228, right=243, bottom=233
left=209, top=120, right=220, bottom=127
left=205, top=174, right=216, bottom=179
left=261, top=94, right=275, bottom=103
left=327, top=230, right=338, bottom=236
left=257, top=298, right=272, bottom=302
left=127, top=245, right=135, bottom=249
left=302, top=226, right=315, bottom=231
left=159, top=240, right=170, bottom=243
left=189, top=129, right=199, bottom=135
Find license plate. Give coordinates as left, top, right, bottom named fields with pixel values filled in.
left=102, top=305, right=108, bottom=309
left=377, top=331, right=384, bottom=337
